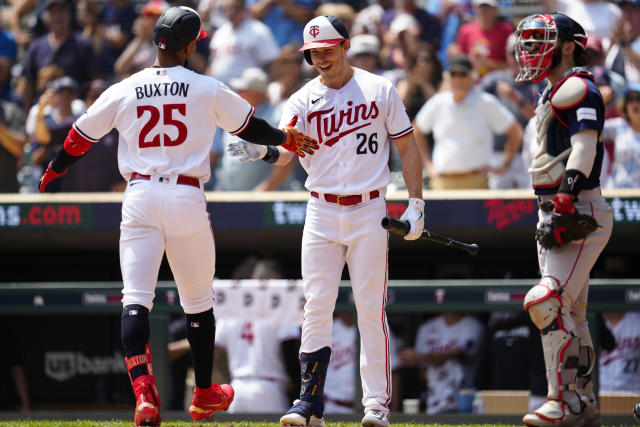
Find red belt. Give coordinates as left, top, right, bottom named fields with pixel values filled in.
left=130, top=172, right=200, bottom=188
left=311, top=190, right=379, bottom=206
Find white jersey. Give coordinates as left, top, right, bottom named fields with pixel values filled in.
left=414, top=315, right=484, bottom=415
left=74, top=66, right=254, bottom=183
left=280, top=68, right=413, bottom=194
left=599, top=312, right=640, bottom=393
left=214, top=318, right=299, bottom=382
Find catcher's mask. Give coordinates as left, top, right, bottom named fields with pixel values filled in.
left=515, top=13, right=588, bottom=82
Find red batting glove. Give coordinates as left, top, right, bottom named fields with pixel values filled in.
left=553, top=193, right=576, bottom=215
left=39, top=162, right=67, bottom=193
left=281, top=115, right=319, bottom=158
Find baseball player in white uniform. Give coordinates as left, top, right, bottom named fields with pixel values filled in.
left=215, top=318, right=301, bottom=413
left=38, top=6, right=317, bottom=427
left=227, top=15, right=425, bottom=427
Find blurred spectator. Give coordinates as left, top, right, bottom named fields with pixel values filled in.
left=10, top=0, right=40, bottom=46
left=113, top=0, right=166, bottom=79
left=208, top=0, right=280, bottom=84
left=247, top=0, right=315, bottom=47
left=199, top=0, right=229, bottom=33
left=542, top=0, right=621, bottom=47
left=31, top=76, right=82, bottom=192
left=396, top=43, right=442, bottom=120
left=380, top=13, right=422, bottom=74
left=351, top=0, right=393, bottom=40
left=382, top=0, right=442, bottom=50
left=0, top=27, right=18, bottom=105
left=602, top=84, right=640, bottom=189
left=0, top=318, right=30, bottom=412
left=317, top=0, right=366, bottom=14
left=215, top=67, right=296, bottom=190
left=268, top=44, right=305, bottom=111
left=426, top=0, right=472, bottom=69
left=324, top=312, right=400, bottom=414
left=449, top=0, right=513, bottom=76
left=479, top=33, right=537, bottom=189
left=0, top=93, right=27, bottom=193
left=399, top=313, right=484, bottom=415
left=58, top=79, right=124, bottom=192
left=413, top=54, right=522, bottom=189
left=606, top=0, right=640, bottom=83
left=347, top=34, right=383, bottom=75
left=599, top=311, right=640, bottom=393
left=79, top=0, right=134, bottom=79
left=18, top=0, right=95, bottom=113
left=314, top=3, right=356, bottom=33
left=475, top=311, right=547, bottom=413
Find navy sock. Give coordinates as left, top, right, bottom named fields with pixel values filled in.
left=185, top=309, right=215, bottom=389
left=121, top=305, right=150, bottom=381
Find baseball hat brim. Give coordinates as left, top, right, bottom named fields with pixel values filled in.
left=299, top=38, right=345, bottom=51
left=196, top=29, right=207, bottom=41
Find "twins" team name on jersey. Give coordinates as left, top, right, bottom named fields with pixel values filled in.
left=135, top=82, right=190, bottom=100
left=308, top=100, right=379, bottom=146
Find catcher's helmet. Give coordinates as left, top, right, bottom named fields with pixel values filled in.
left=515, top=12, right=589, bottom=82
left=299, top=15, right=349, bottom=65
left=153, top=6, right=207, bottom=52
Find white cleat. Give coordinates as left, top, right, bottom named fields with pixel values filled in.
left=361, top=409, right=390, bottom=427
left=523, top=400, right=584, bottom=427
left=580, top=394, right=601, bottom=427
left=280, top=400, right=325, bottom=427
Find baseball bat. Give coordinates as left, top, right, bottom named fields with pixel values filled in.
left=381, top=216, right=479, bottom=256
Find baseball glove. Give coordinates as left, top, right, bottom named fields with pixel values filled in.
left=535, top=212, right=598, bottom=249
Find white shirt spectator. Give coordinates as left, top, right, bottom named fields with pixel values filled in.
left=555, top=0, right=621, bottom=48
left=414, top=88, right=515, bottom=174
left=208, top=18, right=279, bottom=84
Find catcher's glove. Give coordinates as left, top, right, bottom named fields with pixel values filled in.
left=535, top=211, right=598, bottom=249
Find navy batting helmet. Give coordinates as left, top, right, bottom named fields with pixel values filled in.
left=153, top=6, right=207, bottom=52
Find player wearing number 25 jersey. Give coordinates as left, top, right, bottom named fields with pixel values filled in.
left=38, top=6, right=317, bottom=427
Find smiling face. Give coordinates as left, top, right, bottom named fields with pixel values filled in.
left=309, top=40, right=351, bottom=87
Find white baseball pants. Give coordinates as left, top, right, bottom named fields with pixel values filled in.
left=300, top=194, right=391, bottom=414
left=119, top=175, right=215, bottom=314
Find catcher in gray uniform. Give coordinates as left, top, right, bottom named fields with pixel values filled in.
left=514, top=12, right=613, bottom=427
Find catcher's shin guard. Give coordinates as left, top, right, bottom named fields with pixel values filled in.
left=523, top=278, right=582, bottom=426
left=126, top=344, right=161, bottom=426
left=577, top=340, right=601, bottom=427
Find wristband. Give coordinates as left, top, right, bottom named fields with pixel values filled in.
left=557, top=169, right=587, bottom=197
left=262, top=145, right=280, bottom=164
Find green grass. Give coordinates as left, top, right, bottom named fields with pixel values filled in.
left=0, top=422, right=523, bottom=427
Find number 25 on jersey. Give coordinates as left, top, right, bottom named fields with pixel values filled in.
left=137, top=103, right=188, bottom=148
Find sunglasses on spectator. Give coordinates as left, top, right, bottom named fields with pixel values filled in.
left=450, top=71, right=470, bottom=77
left=627, top=93, right=640, bottom=102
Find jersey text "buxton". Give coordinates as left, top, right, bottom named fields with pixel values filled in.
left=135, top=82, right=190, bottom=100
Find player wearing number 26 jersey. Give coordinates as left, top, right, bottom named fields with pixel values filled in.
left=38, top=6, right=317, bottom=427
left=227, top=15, right=425, bottom=427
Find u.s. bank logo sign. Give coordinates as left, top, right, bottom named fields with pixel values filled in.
left=45, top=351, right=126, bottom=381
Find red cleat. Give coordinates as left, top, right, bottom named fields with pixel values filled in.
left=132, top=375, right=161, bottom=426
left=189, top=384, right=234, bottom=421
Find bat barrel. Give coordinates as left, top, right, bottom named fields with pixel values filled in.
left=381, top=216, right=410, bottom=236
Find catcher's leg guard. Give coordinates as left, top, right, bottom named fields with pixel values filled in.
left=522, top=278, right=583, bottom=427
left=125, top=344, right=161, bottom=427
left=576, top=338, right=601, bottom=427
left=281, top=346, right=331, bottom=426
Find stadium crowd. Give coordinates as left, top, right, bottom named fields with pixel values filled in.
left=0, top=0, right=639, bottom=193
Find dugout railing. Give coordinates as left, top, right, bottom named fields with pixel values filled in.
left=0, top=278, right=639, bottom=417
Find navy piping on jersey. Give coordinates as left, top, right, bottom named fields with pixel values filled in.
left=389, top=126, right=413, bottom=139
left=230, top=107, right=255, bottom=135
left=73, top=123, right=100, bottom=143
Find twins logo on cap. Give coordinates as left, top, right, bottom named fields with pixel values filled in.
left=300, top=15, right=349, bottom=64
